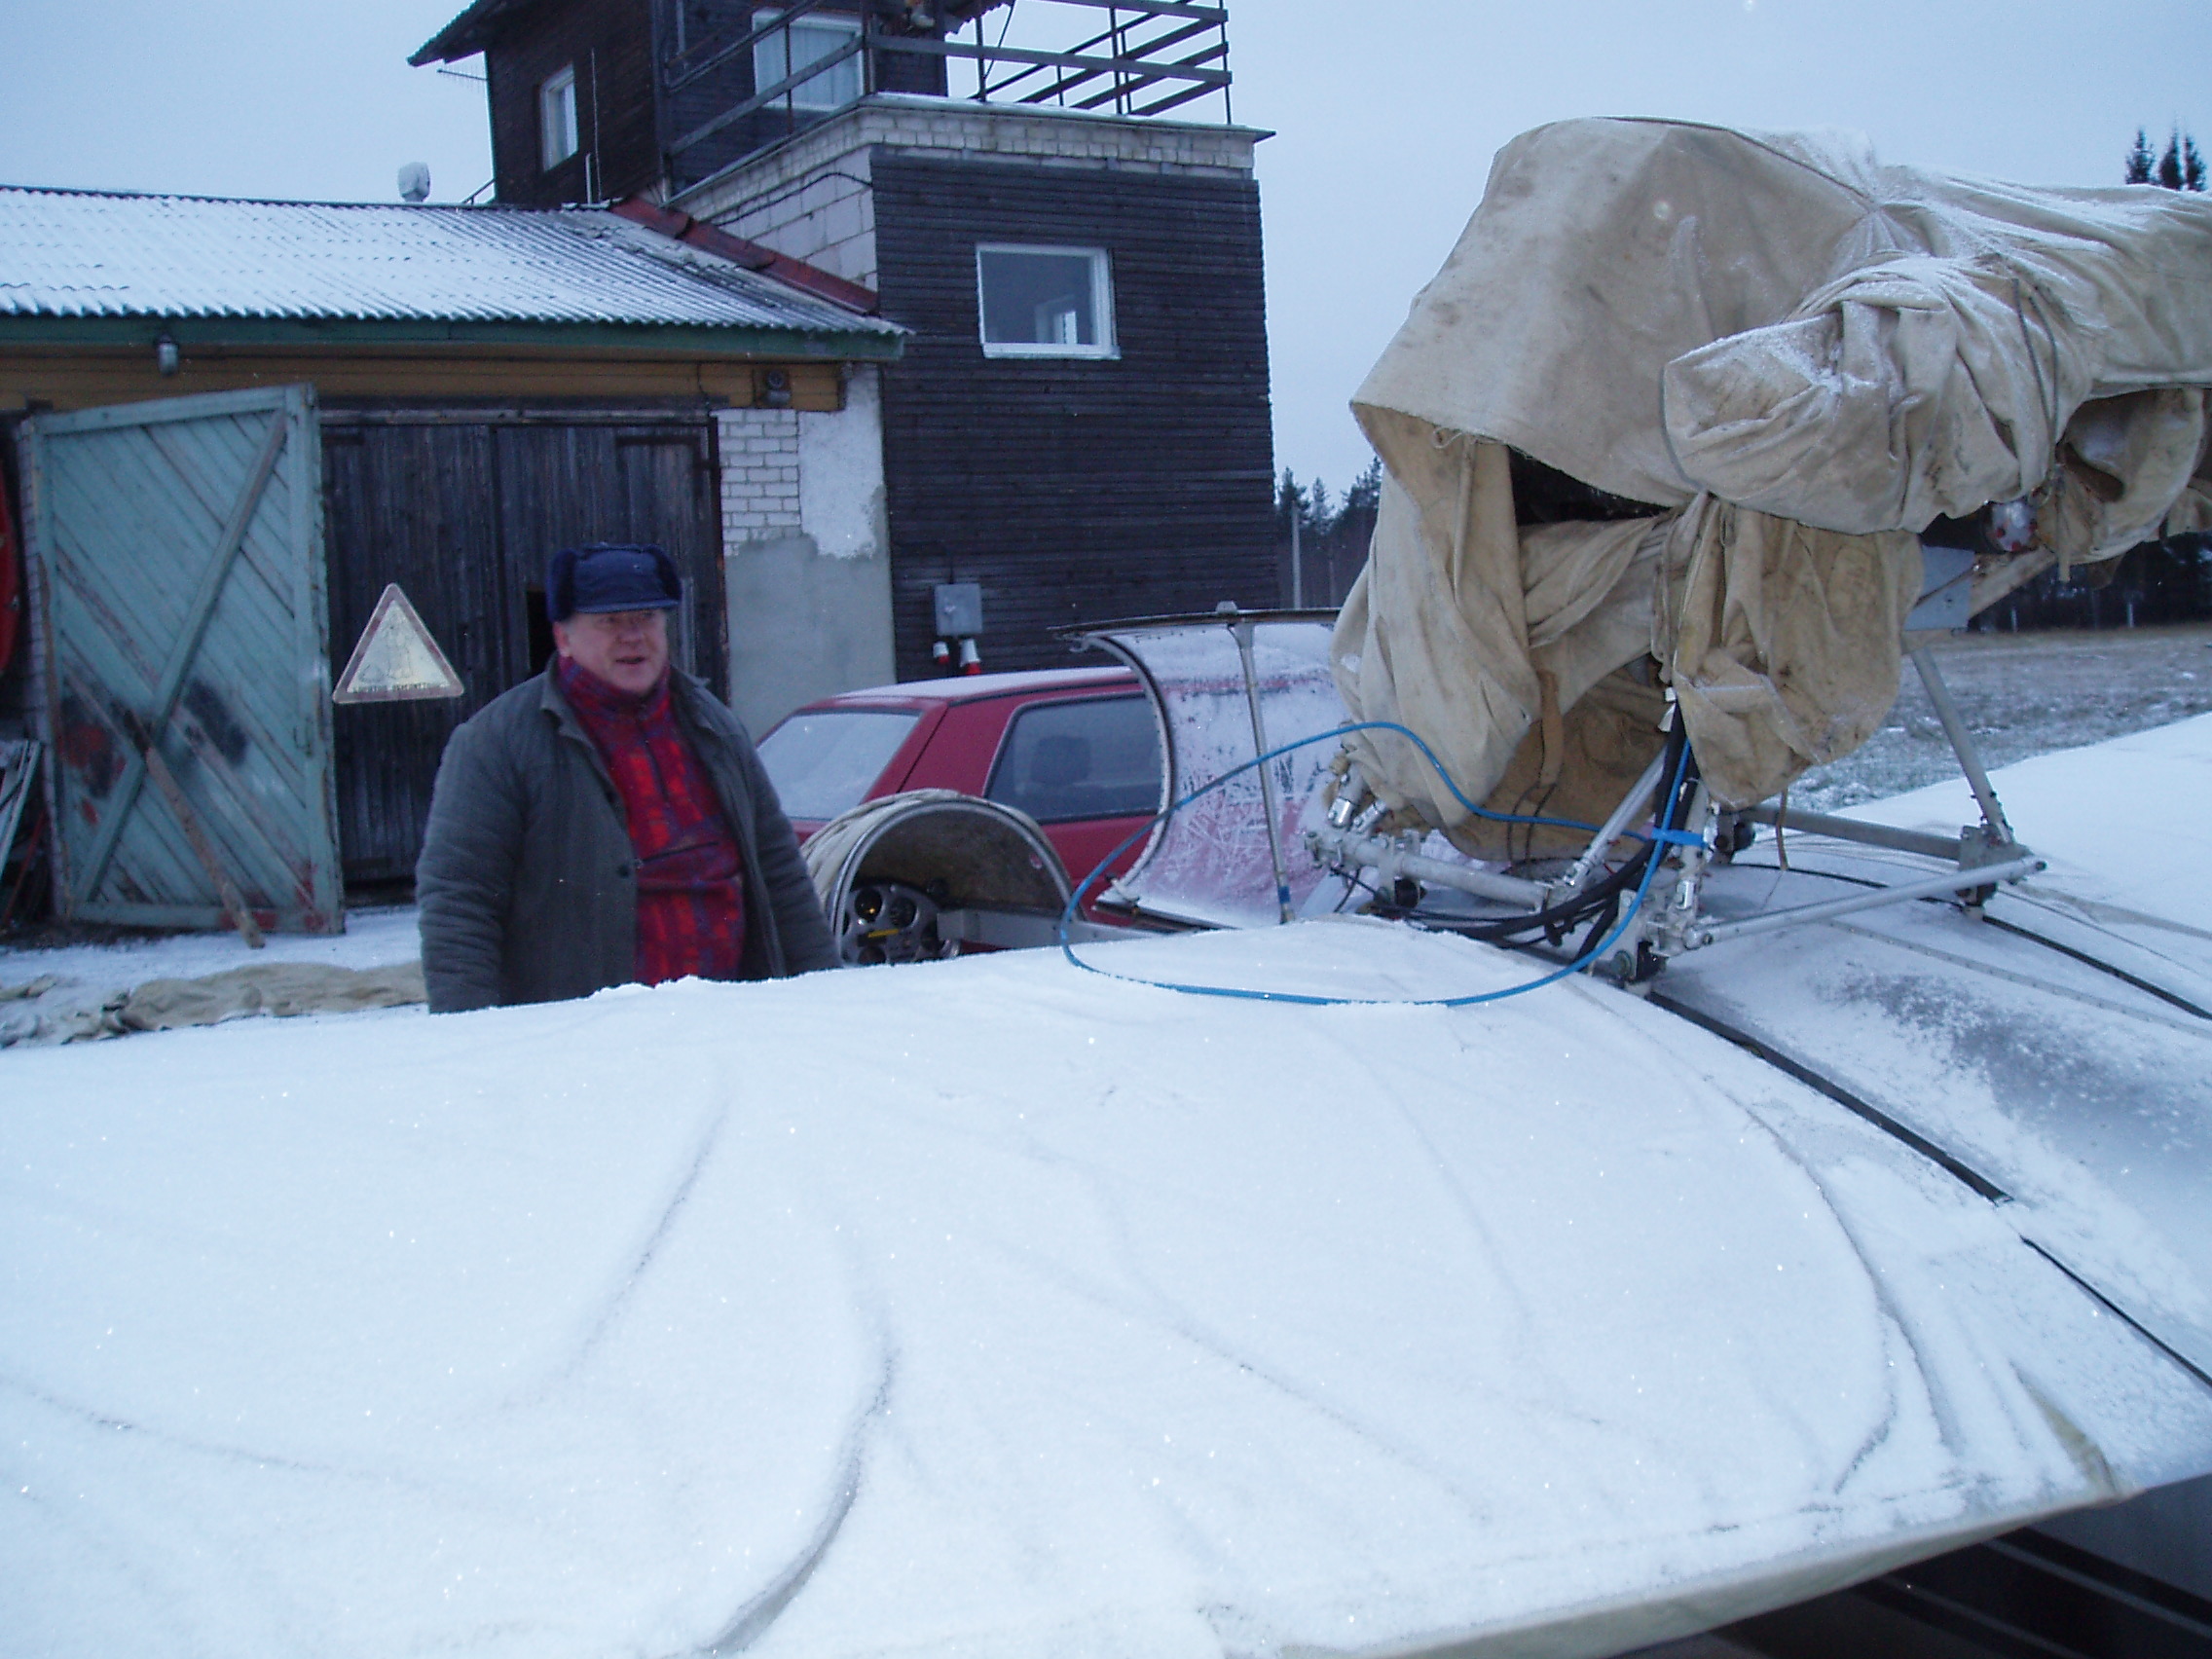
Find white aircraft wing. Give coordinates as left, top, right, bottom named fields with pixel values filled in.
left=6, top=913, right=2210, bottom=1658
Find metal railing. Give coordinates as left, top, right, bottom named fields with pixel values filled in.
left=665, top=1, right=1233, bottom=166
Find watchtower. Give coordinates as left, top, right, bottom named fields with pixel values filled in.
left=416, top=1, right=1277, bottom=709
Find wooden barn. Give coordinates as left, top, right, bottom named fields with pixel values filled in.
left=411, top=0, right=1281, bottom=682
left=0, top=186, right=902, bottom=925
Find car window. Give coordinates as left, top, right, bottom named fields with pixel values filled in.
left=757, top=709, right=921, bottom=820
left=985, top=695, right=1162, bottom=824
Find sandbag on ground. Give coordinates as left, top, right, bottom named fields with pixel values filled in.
left=2, top=962, right=424, bottom=1045
left=1, top=960, right=426, bottom=1039
left=120, top=962, right=426, bottom=1031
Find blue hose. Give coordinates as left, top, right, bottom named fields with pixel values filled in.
left=1055, top=723, right=1695, bottom=1009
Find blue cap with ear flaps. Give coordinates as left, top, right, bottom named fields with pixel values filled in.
left=547, top=543, right=682, bottom=622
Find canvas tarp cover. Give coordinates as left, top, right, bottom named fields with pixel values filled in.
left=1334, top=118, right=2212, bottom=837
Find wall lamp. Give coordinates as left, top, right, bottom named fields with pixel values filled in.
left=154, top=333, right=180, bottom=377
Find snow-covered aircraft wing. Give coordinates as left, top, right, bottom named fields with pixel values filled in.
left=7, top=916, right=2212, bottom=1657
left=1655, top=716, right=2212, bottom=1390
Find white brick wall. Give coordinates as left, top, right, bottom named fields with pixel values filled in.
left=675, top=93, right=1258, bottom=280
left=724, top=166, right=879, bottom=287
left=716, top=409, right=802, bottom=540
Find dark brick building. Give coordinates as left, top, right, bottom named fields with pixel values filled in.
left=414, top=0, right=1278, bottom=699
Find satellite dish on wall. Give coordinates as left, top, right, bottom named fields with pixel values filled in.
left=397, top=163, right=431, bottom=203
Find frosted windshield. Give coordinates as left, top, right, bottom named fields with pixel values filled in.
left=1083, top=617, right=1347, bottom=928
left=757, top=709, right=919, bottom=821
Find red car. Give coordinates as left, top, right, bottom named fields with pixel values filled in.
left=756, top=666, right=1165, bottom=900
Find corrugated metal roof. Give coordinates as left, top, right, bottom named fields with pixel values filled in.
left=0, top=186, right=900, bottom=338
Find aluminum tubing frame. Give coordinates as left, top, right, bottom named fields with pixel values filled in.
left=1302, top=826, right=1552, bottom=909
left=1686, top=854, right=2046, bottom=948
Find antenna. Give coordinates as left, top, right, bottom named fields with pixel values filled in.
left=397, top=163, right=431, bottom=203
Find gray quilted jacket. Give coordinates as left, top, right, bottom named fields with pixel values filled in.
left=416, top=667, right=836, bottom=1013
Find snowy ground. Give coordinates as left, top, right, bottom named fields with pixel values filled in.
left=1789, top=622, right=2212, bottom=812
left=0, top=902, right=421, bottom=989
left=5, top=716, right=2212, bottom=1659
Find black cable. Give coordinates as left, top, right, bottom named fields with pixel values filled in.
left=1404, top=726, right=1700, bottom=947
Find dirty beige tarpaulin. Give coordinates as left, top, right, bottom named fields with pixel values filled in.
left=1, top=961, right=424, bottom=1047
left=1334, top=118, right=2212, bottom=838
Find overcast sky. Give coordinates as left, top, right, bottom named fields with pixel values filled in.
left=5, top=1, right=2208, bottom=494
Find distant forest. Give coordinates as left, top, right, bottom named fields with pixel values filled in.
left=1280, top=127, right=2211, bottom=631
left=1275, top=455, right=1381, bottom=610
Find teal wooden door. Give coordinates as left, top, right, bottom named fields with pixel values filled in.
left=27, top=386, right=344, bottom=934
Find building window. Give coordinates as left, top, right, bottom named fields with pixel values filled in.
left=753, top=9, right=863, bottom=111
left=539, top=65, right=579, bottom=169
left=976, top=245, right=1117, bottom=359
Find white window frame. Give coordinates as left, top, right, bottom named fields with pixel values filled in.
left=752, top=8, right=864, bottom=113
left=539, top=64, right=579, bottom=170
left=975, top=243, right=1119, bottom=360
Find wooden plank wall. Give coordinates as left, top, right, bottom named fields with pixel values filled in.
left=662, top=0, right=788, bottom=195
left=487, top=0, right=660, bottom=205
left=482, top=0, right=924, bottom=203
left=319, top=412, right=725, bottom=885
left=662, top=6, right=948, bottom=196
left=868, top=151, right=1277, bottom=680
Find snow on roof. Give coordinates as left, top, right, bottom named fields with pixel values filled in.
left=0, top=185, right=902, bottom=338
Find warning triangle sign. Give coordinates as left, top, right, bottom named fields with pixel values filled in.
left=332, top=583, right=465, bottom=704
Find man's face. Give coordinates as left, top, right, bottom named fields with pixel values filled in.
left=553, top=608, right=670, bottom=697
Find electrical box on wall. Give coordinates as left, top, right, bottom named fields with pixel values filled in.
left=933, top=582, right=983, bottom=638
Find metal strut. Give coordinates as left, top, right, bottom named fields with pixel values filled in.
left=1303, top=641, right=2046, bottom=973
left=1649, top=645, right=2043, bottom=963
left=1908, top=645, right=2016, bottom=848
left=1229, top=611, right=1295, bottom=925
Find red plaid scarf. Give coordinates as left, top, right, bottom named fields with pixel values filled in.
left=558, top=658, right=747, bottom=985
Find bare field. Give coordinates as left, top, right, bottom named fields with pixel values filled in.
left=1788, top=623, right=2212, bottom=813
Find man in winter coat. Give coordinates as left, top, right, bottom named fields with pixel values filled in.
left=416, top=542, right=838, bottom=1013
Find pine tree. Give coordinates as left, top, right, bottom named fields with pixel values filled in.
left=1279, top=459, right=1388, bottom=607
left=1343, top=455, right=1382, bottom=519
left=2125, top=128, right=2157, bottom=184
left=2124, top=127, right=2203, bottom=192
left=2158, top=129, right=2187, bottom=190
left=1329, top=456, right=1384, bottom=599
left=1335, top=457, right=1382, bottom=558
left=1274, top=467, right=1309, bottom=537
left=1307, top=478, right=1335, bottom=537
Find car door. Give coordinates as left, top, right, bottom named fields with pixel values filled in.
left=982, top=691, right=1163, bottom=899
